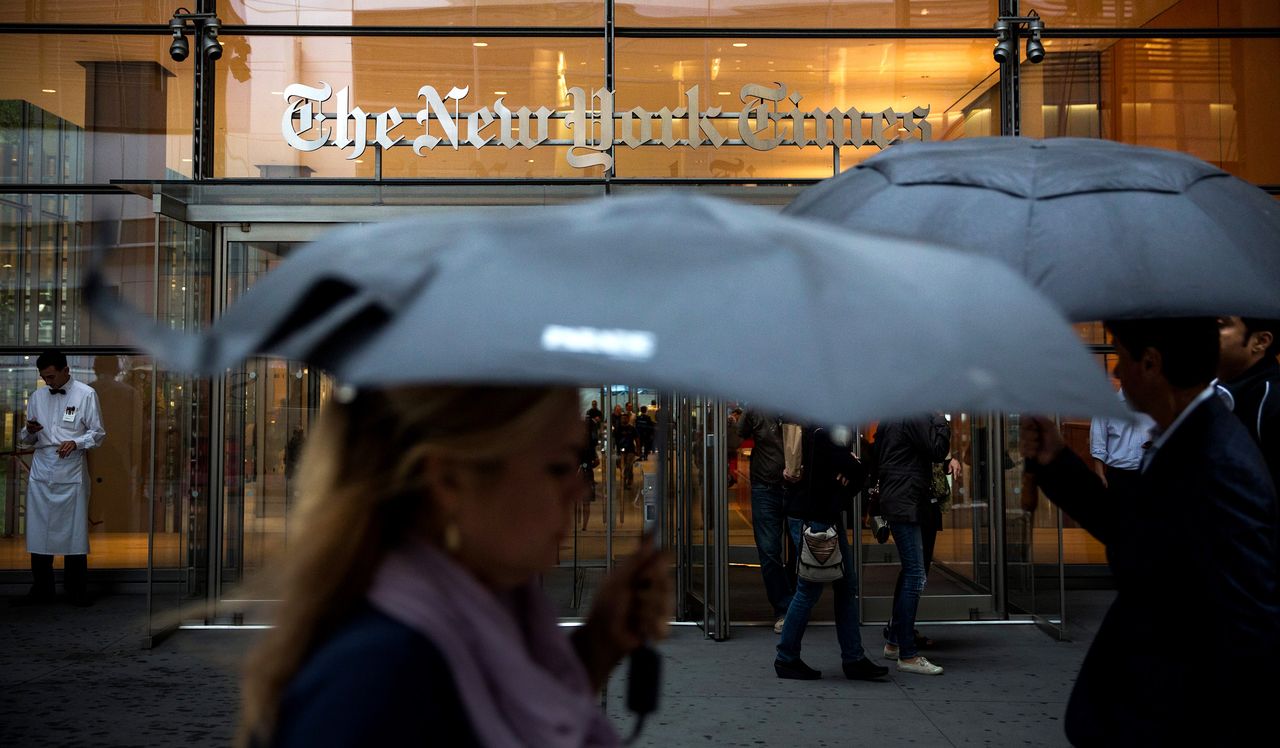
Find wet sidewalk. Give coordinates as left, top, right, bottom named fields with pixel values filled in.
left=1, top=592, right=1112, bottom=747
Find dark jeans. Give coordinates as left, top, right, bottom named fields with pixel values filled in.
left=887, top=521, right=927, bottom=659
left=888, top=503, right=940, bottom=643
left=777, top=518, right=866, bottom=664
left=31, top=553, right=87, bottom=597
left=750, top=481, right=794, bottom=617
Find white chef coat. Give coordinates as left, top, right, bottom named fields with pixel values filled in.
left=18, top=378, right=106, bottom=554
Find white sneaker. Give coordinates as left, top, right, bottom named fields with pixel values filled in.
left=773, top=617, right=786, bottom=634
left=882, top=643, right=899, bottom=660
left=896, top=656, right=943, bottom=675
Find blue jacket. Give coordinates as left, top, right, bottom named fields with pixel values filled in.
left=1030, top=396, right=1278, bottom=744
left=272, top=606, right=480, bottom=747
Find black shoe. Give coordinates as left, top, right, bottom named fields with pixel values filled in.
left=842, top=657, right=890, bottom=681
left=774, top=658, right=821, bottom=680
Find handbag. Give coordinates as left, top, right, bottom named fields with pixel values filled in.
left=797, top=524, right=844, bottom=582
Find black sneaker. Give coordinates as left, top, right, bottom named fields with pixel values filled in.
left=774, top=658, right=822, bottom=680
left=842, top=657, right=890, bottom=681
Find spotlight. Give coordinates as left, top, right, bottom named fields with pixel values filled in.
left=992, top=20, right=1016, bottom=64
left=1025, top=20, right=1045, bottom=64
left=201, top=20, right=222, bottom=61
left=168, top=17, right=189, bottom=62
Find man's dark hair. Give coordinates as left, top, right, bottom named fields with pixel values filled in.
left=1105, top=318, right=1219, bottom=389
left=36, top=349, right=68, bottom=371
left=1242, top=318, right=1280, bottom=359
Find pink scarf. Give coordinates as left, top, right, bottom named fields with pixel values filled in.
left=367, top=540, right=620, bottom=748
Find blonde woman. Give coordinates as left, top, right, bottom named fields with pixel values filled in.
left=239, top=386, right=670, bottom=747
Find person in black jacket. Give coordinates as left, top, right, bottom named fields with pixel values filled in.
left=1216, top=316, right=1280, bottom=491
left=773, top=426, right=889, bottom=681
left=873, top=413, right=950, bottom=676
left=1022, top=317, right=1278, bottom=745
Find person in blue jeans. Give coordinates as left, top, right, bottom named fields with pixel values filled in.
left=774, top=426, right=889, bottom=681
left=739, top=410, right=795, bottom=630
left=872, top=414, right=950, bottom=676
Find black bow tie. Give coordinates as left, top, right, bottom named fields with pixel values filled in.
left=48, top=388, right=66, bottom=395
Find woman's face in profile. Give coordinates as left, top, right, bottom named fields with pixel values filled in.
left=453, top=399, right=586, bottom=589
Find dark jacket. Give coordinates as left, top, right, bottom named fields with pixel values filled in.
left=872, top=415, right=950, bottom=523
left=1029, top=396, right=1279, bottom=744
left=614, top=424, right=638, bottom=454
left=1220, top=356, right=1280, bottom=493
left=272, top=606, right=481, bottom=747
left=786, top=426, right=867, bottom=525
left=739, top=411, right=785, bottom=485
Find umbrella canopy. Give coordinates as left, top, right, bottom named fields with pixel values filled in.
left=785, top=136, right=1280, bottom=322
left=87, top=193, right=1126, bottom=424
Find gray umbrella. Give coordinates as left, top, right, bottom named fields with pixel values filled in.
left=87, top=193, right=1125, bottom=424
left=786, top=136, right=1280, bottom=321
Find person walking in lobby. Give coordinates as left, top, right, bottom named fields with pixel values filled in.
left=1021, top=318, right=1278, bottom=744
left=16, top=349, right=106, bottom=606
left=738, top=408, right=794, bottom=633
left=773, top=424, right=889, bottom=682
left=872, top=413, right=950, bottom=675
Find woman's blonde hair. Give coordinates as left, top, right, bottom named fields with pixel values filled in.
left=237, top=384, right=578, bottom=746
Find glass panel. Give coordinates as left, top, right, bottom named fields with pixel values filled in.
left=931, top=413, right=997, bottom=599
left=0, top=2, right=203, bottom=24
left=0, top=354, right=202, bottom=588
left=1023, top=36, right=1280, bottom=185
left=218, top=1, right=603, bottom=27
left=217, top=241, right=327, bottom=610
left=0, top=35, right=195, bottom=183
left=1002, top=413, right=1059, bottom=626
left=1035, top=0, right=1280, bottom=29
left=614, top=37, right=999, bottom=178
left=217, top=35, right=605, bottom=178
left=0, top=193, right=210, bottom=346
left=618, top=1, right=995, bottom=28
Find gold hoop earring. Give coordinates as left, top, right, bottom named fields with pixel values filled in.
left=444, top=520, right=461, bottom=553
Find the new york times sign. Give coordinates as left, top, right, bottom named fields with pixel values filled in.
left=282, top=82, right=931, bottom=170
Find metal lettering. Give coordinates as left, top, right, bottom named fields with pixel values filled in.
left=280, top=81, right=931, bottom=169
left=414, top=85, right=469, bottom=153
left=281, top=82, right=331, bottom=152
left=566, top=87, right=614, bottom=170
left=333, top=86, right=368, bottom=160
left=738, top=83, right=787, bottom=151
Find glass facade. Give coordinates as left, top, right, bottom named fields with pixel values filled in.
left=1, top=1, right=1276, bottom=636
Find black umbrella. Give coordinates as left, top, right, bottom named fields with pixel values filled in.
left=87, top=193, right=1125, bottom=424
left=785, top=136, right=1280, bottom=321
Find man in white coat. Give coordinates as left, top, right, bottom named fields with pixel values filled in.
left=18, top=350, right=106, bottom=605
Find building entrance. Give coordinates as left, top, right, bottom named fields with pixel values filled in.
left=145, top=220, right=1069, bottom=643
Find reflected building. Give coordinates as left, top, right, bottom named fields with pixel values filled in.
left=0, top=1, right=1276, bottom=642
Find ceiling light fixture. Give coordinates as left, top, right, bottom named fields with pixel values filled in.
left=473, top=41, right=488, bottom=47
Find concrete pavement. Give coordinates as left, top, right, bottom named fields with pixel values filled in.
left=1, top=592, right=1113, bottom=746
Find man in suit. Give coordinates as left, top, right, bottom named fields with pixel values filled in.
left=1020, top=317, right=1277, bottom=744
